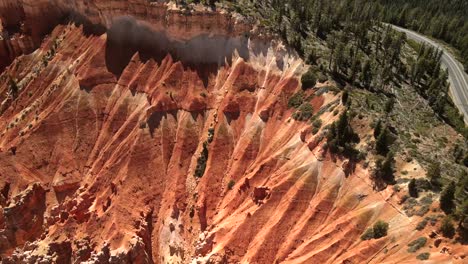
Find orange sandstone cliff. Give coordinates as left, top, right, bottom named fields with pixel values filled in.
left=0, top=1, right=466, bottom=263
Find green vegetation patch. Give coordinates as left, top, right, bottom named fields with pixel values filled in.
left=416, top=252, right=430, bottom=260
left=194, top=141, right=209, bottom=178
left=407, top=237, right=427, bottom=253
left=301, top=69, right=317, bottom=89
left=361, top=220, right=389, bottom=240
left=293, top=103, right=314, bottom=121
left=288, top=91, right=305, bottom=109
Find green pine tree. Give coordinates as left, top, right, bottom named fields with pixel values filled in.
left=375, top=127, right=389, bottom=155
left=427, top=162, right=442, bottom=188
left=440, top=181, right=456, bottom=214
left=409, top=178, right=418, bottom=198
left=440, top=216, right=455, bottom=238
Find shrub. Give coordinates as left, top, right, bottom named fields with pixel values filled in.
left=455, top=170, right=468, bottom=202
left=456, top=200, right=468, bottom=240
left=440, top=216, right=455, bottom=238
left=312, top=126, right=320, bottom=134
left=306, top=50, right=317, bottom=64
left=426, top=162, right=442, bottom=188
left=8, top=77, right=18, bottom=96
left=301, top=69, right=317, bottom=89
left=374, top=152, right=395, bottom=184
left=189, top=206, right=195, bottom=218
left=416, top=252, right=430, bottom=260
left=361, top=228, right=374, bottom=240
left=361, top=220, right=389, bottom=240
left=373, top=220, right=389, bottom=239
left=420, top=196, right=433, bottom=205
left=415, top=219, right=428, bottom=231
left=194, top=142, right=209, bottom=178
left=207, top=128, right=215, bottom=143
left=408, top=178, right=418, bottom=198
left=227, top=180, right=235, bottom=190
left=385, top=97, right=395, bottom=114
left=373, top=119, right=382, bottom=139
left=415, top=205, right=430, bottom=216
left=375, top=127, right=390, bottom=155
left=318, top=72, right=328, bottom=82
left=288, top=91, right=304, bottom=108
left=312, top=119, right=322, bottom=129
left=440, top=181, right=455, bottom=214
left=455, top=172, right=468, bottom=237
left=426, top=215, right=439, bottom=226
left=326, top=111, right=360, bottom=157
left=400, top=194, right=409, bottom=204
left=293, top=103, right=314, bottom=121
left=415, top=178, right=432, bottom=191
left=407, top=237, right=427, bottom=253
left=341, top=90, right=349, bottom=105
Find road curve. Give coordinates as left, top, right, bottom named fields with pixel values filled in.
left=390, top=24, right=468, bottom=124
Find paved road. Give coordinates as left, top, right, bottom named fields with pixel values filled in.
left=390, top=25, right=468, bottom=124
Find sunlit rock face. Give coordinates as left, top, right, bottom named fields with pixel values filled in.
left=0, top=1, right=464, bottom=264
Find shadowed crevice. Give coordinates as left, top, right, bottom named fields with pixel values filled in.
left=104, top=16, right=250, bottom=85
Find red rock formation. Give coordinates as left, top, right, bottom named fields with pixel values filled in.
left=252, top=186, right=271, bottom=205
left=0, top=18, right=35, bottom=72
left=0, top=1, right=466, bottom=264
left=0, top=183, right=46, bottom=256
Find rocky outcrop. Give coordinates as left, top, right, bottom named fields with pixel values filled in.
left=1, top=240, right=71, bottom=264
left=0, top=183, right=46, bottom=255
left=0, top=34, right=35, bottom=72
left=251, top=186, right=271, bottom=205
left=0, top=18, right=34, bottom=71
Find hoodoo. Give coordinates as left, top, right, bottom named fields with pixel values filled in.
left=0, top=0, right=467, bottom=263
